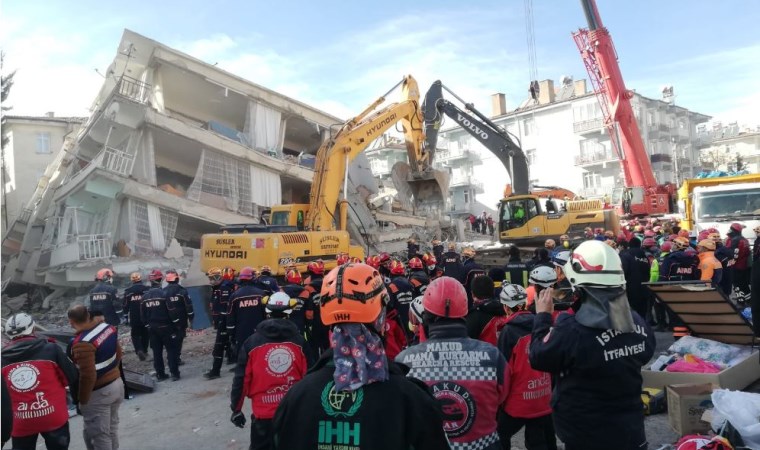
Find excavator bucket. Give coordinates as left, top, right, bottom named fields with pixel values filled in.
left=391, top=162, right=449, bottom=216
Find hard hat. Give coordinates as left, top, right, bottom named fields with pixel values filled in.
left=320, top=263, right=387, bottom=326
left=697, top=239, right=716, bottom=251
left=729, top=223, right=745, bottom=233
left=350, top=257, right=362, bottom=264
left=165, top=269, right=179, bottom=283
left=365, top=256, right=380, bottom=269
left=644, top=230, right=655, bottom=238
left=207, top=267, right=222, bottom=278
left=422, top=253, right=437, bottom=270
left=698, top=230, right=710, bottom=241
left=222, top=267, right=236, bottom=281
left=705, top=227, right=719, bottom=234
left=389, top=260, right=406, bottom=276
left=552, top=251, right=571, bottom=267
left=500, top=283, right=528, bottom=309
left=642, top=237, right=657, bottom=248
left=286, top=269, right=302, bottom=284
left=263, top=292, right=297, bottom=316
left=130, top=272, right=142, bottom=283
left=660, top=241, right=673, bottom=252
left=564, top=240, right=625, bottom=288
left=260, top=265, right=272, bottom=275
left=95, top=268, right=113, bottom=282
left=423, top=276, right=468, bottom=319
left=673, top=237, right=690, bottom=251
left=378, top=252, right=391, bottom=266
left=529, top=265, right=558, bottom=288
left=668, top=234, right=678, bottom=241
left=148, top=269, right=163, bottom=282
left=678, top=229, right=690, bottom=238
left=408, top=257, right=423, bottom=270
left=461, top=247, right=476, bottom=258
left=544, top=239, right=556, bottom=248
left=238, top=267, right=256, bottom=281
left=307, top=261, right=324, bottom=276
left=336, top=253, right=349, bottom=266
left=4, top=313, right=35, bottom=338
left=409, top=295, right=425, bottom=326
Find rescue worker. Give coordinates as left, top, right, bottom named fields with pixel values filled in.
left=407, top=256, right=430, bottom=298
left=697, top=239, right=723, bottom=287
left=712, top=231, right=735, bottom=296
left=397, top=276, right=509, bottom=450
left=650, top=241, right=672, bottom=331
left=620, top=237, right=652, bottom=318
left=67, top=304, right=126, bottom=449
left=89, top=268, right=122, bottom=326
left=660, top=237, right=699, bottom=281
left=230, top=292, right=314, bottom=450
left=122, top=272, right=150, bottom=361
left=386, top=260, right=415, bottom=337
left=526, top=265, right=558, bottom=311
left=462, top=246, right=487, bottom=309
left=255, top=265, right=280, bottom=296
left=272, top=263, right=450, bottom=450
left=559, top=234, right=571, bottom=250
left=489, top=267, right=507, bottom=298
left=550, top=251, right=575, bottom=307
left=504, top=245, right=530, bottom=287
left=529, top=240, right=655, bottom=450
left=497, top=285, right=557, bottom=450
left=544, top=239, right=556, bottom=256
left=141, top=269, right=181, bottom=381
left=442, top=242, right=465, bottom=283
left=408, top=296, right=426, bottom=345
left=2, top=313, right=78, bottom=450
left=204, top=267, right=236, bottom=379
left=281, top=269, right=310, bottom=334
left=164, top=269, right=194, bottom=365
left=527, top=248, right=552, bottom=271
left=725, top=223, right=751, bottom=302
left=431, top=239, right=444, bottom=263
left=303, top=261, right=329, bottom=355
left=407, top=238, right=421, bottom=260
left=377, top=252, right=393, bottom=283
left=465, top=276, right=508, bottom=345
left=751, top=225, right=760, bottom=337
left=422, top=252, right=442, bottom=280
left=227, top=267, right=267, bottom=354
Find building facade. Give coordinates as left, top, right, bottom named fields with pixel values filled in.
left=696, top=122, right=760, bottom=173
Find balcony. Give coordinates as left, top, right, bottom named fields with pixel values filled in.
left=48, top=233, right=113, bottom=267
left=574, top=150, right=619, bottom=167
left=449, top=175, right=484, bottom=192
left=573, top=118, right=603, bottom=134
left=116, top=75, right=151, bottom=104
left=101, top=146, right=135, bottom=177
left=436, top=149, right=479, bottom=162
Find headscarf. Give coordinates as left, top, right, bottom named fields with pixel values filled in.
left=330, top=310, right=389, bottom=392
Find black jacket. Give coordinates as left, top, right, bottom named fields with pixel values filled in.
left=282, top=284, right=309, bottom=334
left=89, top=282, right=121, bottom=326
left=272, top=349, right=449, bottom=450
left=164, top=283, right=194, bottom=329
left=529, top=302, right=655, bottom=449
left=141, top=285, right=178, bottom=326
left=442, top=251, right=465, bottom=283
left=255, top=275, right=280, bottom=296
left=227, top=283, right=267, bottom=345
left=122, top=283, right=149, bottom=326
left=465, top=300, right=507, bottom=342
left=462, top=259, right=486, bottom=309
left=503, top=257, right=529, bottom=287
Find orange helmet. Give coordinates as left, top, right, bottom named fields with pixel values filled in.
left=207, top=267, right=223, bottom=284
left=408, top=257, right=423, bottom=270
left=365, top=255, right=381, bottom=269
left=95, top=268, right=113, bottom=282
left=165, top=269, right=179, bottom=283
left=222, top=267, right=236, bottom=281
left=130, top=272, right=142, bottom=283
left=286, top=269, right=302, bottom=284
left=336, top=253, right=349, bottom=266
left=307, top=261, right=324, bottom=276
left=673, top=236, right=690, bottom=251
left=320, top=263, right=388, bottom=326
left=238, top=267, right=256, bottom=281
left=389, top=260, right=406, bottom=276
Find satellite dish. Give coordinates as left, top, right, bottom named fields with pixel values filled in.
left=561, top=75, right=573, bottom=86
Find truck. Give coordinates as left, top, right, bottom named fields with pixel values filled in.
left=677, top=173, right=760, bottom=242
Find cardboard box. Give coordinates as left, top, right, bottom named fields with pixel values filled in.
left=642, top=350, right=760, bottom=390
left=666, top=383, right=716, bottom=435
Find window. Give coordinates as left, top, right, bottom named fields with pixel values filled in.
left=36, top=132, right=51, bottom=154
left=647, top=112, right=655, bottom=126
left=525, top=149, right=537, bottom=165
left=523, top=118, right=535, bottom=136
left=463, top=190, right=470, bottom=204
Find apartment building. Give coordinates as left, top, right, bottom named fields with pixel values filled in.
left=696, top=122, right=760, bottom=173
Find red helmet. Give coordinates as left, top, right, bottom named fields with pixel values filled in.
left=286, top=269, right=302, bottom=284
left=729, top=223, right=745, bottom=233
left=698, top=230, right=710, bottom=241
left=705, top=227, right=719, bottom=235
left=238, top=267, right=256, bottom=281
left=307, top=261, right=324, bottom=276
left=378, top=252, right=391, bottom=266
left=95, top=268, right=113, bottom=282
left=336, top=253, right=349, bottom=266
left=148, top=269, right=163, bottom=282
left=644, top=230, right=655, bottom=237
left=677, top=229, right=690, bottom=238
left=422, top=253, right=437, bottom=269
left=320, top=263, right=388, bottom=326
left=165, top=269, right=179, bottom=282
left=222, top=267, right=236, bottom=281
left=389, top=260, right=406, bottom=276
left=642, top=237, right=657, bottom=248
left=660, top=241, right=673, bottom=252
left=423, top=276, right=468, bottom=319
left=365, top=255, right=381, bottom=269
left=408, top=257, right=423, bottom=270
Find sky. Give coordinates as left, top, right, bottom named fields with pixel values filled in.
left=2, top=0, right=759, bottom=204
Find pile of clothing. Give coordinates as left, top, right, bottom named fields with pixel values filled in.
left=648, top=336, right=754, bottom=374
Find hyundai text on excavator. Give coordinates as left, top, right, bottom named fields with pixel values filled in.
left=423, top=80, right=618, bottom=246
left=199, top=76, right=448, bottom=275
left=573, top=0, right=676, bottom=217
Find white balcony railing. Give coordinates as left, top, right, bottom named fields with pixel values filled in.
left=77, top=234, right=112, bottom=260
left=101, top=146, right=135, bottom=177
left=573, top=118, right=604, bottom=133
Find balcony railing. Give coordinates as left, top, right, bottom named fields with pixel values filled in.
left=78, top=234, right=112, bottom=260
left=116, top=76, right=151, bottom=104
left=574, top=151, right=619, bottom=166
left=573, top=118, right=603, bottom=133
left=101, top=146, right=135, bottom=177
left=437, top=149, right=475, bottom=161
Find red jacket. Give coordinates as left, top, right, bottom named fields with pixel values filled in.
left=383, top=310, right=408, bottom=361
left=726, top=234, right=751, bottom=270
left=498, top=312, right=552, bottom=418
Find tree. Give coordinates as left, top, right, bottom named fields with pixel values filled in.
left=699, top=145, right=737, bottom=172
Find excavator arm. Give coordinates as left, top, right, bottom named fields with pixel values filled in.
left=423, top=80, right=531, bottom=195
left=306, top=75, right=444, bottom=231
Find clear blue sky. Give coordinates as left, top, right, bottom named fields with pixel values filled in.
left=2, top=0, right=758, bottom=122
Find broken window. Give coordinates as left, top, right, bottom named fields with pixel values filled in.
left=130, top=199, right=178, bottom=255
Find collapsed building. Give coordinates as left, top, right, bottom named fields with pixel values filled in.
left=2, top=29, right=431, bottom=303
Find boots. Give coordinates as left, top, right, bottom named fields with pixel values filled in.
left=136, top=350, right=147, bottom=361
left=203, top=370, right=221, bottom=380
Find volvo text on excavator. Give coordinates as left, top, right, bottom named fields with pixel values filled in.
left=423, top=80, right=618, bottom=246
left=199, top=75, right=448, bottom=275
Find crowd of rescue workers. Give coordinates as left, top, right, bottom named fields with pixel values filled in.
left=2, top=218, right=759, bottom=450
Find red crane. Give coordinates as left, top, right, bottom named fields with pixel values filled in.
left=573, top=0, right=674, bottom=216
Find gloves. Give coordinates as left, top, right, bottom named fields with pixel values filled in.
left=230, top=411, right=246, bottom=428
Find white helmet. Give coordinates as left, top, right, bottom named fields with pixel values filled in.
left=529, top=265, right=557, bottom=288
left=500, top=284, right=528, bottom=309
left=563, top=240, right=626, bottom=288
left=552, top=250, right=571, bottom=267
left=4, top=313, right=35, bottom=338
left=409, top=295, right=425, bottom=326
left=264, top=292, right=296, bottom=315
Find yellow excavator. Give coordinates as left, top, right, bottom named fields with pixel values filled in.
left=200, top=76, right=448, bottom=275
